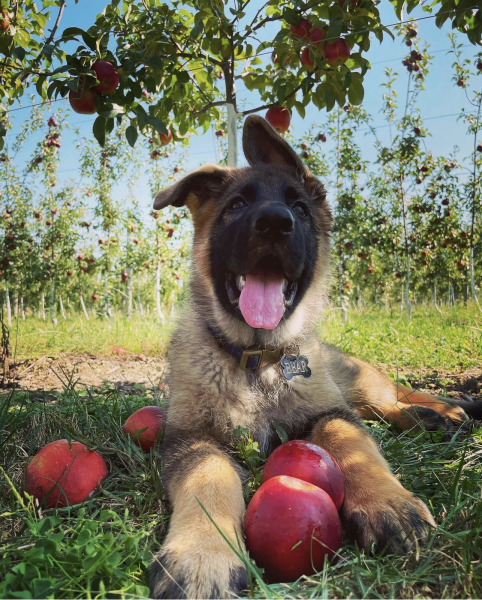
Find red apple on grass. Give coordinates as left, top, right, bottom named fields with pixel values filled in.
left=123, top=406, right=166, bottom=451
left=266, top=107, right=291, bottom=133
left=23, top=440, right=107, bottom=508
left=245, top=475, right=342, bottom=583
left=262, top=440, right=345, bottom=509
left=92, top=60, right=119, bottom=94
left=69, top=89, right=97, bottom=114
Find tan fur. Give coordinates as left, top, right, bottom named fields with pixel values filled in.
left=311, top=417, right=435, bottom=548
left=151, top=445, right=246, bottom=599
left=149, top=115, right=472, bottom=599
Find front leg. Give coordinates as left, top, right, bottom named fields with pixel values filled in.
left=150, top=436, right=247, bottom=599
left=311, top=407, right=435, bottom=553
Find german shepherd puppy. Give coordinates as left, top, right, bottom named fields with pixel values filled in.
left=149, top=115, right=481, bottom=599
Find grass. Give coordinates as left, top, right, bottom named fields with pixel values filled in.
left=9, top=314, right=174, bottom=360
left=8, top=303, right=481, bottom=371
left=1, top=303, right=481, bottom=599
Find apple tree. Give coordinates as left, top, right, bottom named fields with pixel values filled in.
left=449, top=35, right=482, bottom=310
left=0, top=0, right=478, bottom=166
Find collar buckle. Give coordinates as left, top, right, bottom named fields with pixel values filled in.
left=240, top=348, right=283, bottom=370
left=240, top=349, right=263, bottom=370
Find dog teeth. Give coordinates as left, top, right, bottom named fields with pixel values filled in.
left=236, top=275, right=246, bottom=291
left=282, top=278, right=288, bottom=293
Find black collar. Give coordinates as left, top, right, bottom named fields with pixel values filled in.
left=207, top=324, right=284, bottom=370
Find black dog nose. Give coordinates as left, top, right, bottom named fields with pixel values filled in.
left=254, top=204, right=295, bottom=239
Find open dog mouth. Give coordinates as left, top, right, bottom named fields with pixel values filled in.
left=226, top=256, right=298, bottom=330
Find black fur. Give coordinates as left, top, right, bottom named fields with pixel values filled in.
left=343, top=500, right=430, bottom=555
left=209, top=166, right=319, bottom=325
left=403, top=405, right=456, bottom=441
left=150, top=552, right=187, bottom=599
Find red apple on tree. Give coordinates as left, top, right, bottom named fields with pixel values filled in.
left=300, top=47, right=315, bottom=68
left=324, top=38, right=350, bottom=67
left=0, top=11, right=10, bottom=31
left=289, top=18, right=312, bottom=39
left=244, top=475, right=342, bottom=583
left=265, top=107, right=291, bottom=133
left=309, top=27, right=325, bottom=46
left=159, top=129, right=172, bottom=145
left=69, top=88, right=98, bottom=115
left=92, top=60, right=120, bottom=94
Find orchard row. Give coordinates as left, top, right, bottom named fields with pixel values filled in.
left=1, top=32, right=481, bottom=323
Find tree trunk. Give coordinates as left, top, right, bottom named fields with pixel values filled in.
left=337, top=261, right=347, bottom=323
left=104, top=269, right=112, bottom=321
left=126, top=267, right=133, bottom=319
left=41, top=292, right=46, bottom=321
left=137, top=294, right=144, bottom=316
left=80, top=294, right=90, bottom=320
left=21, top=297, right=25, bottom=320
left=5, top=281, right=11, bottom=327
left=59, top=295, right=67, bottom=320
left=13, top=293, right=18, bottom=318
left=224, top=44, right=238, bottom=168
left=156, top=238, right=165, bottom=324
left=226, top=103, right=238, bottom=168
left=49, top=279, right=57, bottom=325
left=469, top=247, right=481, bottom=311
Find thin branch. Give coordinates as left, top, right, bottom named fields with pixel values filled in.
left=21, top=0, right=66, bottom=83
left=238, top=81, right=304, bottom=117
left=191, top=100, right=227, bottom=116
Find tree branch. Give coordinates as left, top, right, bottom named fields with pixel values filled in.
left=21, top=0, right=66, bottom=83
left=191, top=100, right=227, bottom=117
left=238, top=81, right=304, bottom=117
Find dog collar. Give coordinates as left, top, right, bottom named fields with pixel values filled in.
left=207, top=325, right=284, bottom=370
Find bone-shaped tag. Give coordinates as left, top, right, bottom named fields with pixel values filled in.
left=280, top=355, right=311, bottom=380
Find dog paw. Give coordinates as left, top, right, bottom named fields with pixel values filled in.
left=404, top=405, right=465, bottom=440
left=342, top=487, right=435, bottom=555
left=150, top=545, right=247, bottom=599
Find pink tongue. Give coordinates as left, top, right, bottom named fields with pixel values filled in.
left=239, top=270, right=285, bottom=329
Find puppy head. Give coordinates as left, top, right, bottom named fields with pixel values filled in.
left=154, top=115, right=332, bottom=346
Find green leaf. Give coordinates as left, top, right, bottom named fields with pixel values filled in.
left=93, top=116, right=106, bottom=147
left=31, top=578, right=55, bottom=598
left=148, top=116, right=168, bottom=135
left=348, top=73, right=364, bottom=105
left=106, top=551, right=122, bottom=567
left=125, top=125, right=138, bottom=147
left=12, top=47, right=26, bottom=61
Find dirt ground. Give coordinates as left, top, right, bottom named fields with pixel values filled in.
left=3, top=352, right=481, bottom=404
left=5, top=353, right=167, bottom=394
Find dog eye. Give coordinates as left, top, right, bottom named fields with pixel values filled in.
left=228, top=197, right=247, bottom=211
left=293, top=202, right=308, bottom=217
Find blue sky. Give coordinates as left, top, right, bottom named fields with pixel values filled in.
left=8, top=1, right=481, bottom=213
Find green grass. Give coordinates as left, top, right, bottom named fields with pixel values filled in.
left=9, top=314, right=174, bottom=360
left=1, top=303, right=481, bottom=599
left=320, top=303, right=482, bottom=372
left=9, top=303, right=482, bottom=370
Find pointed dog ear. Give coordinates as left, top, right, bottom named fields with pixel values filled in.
left=153, top=164, right=232, bottom=211
left=242, top=114, right=306, bottom=178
